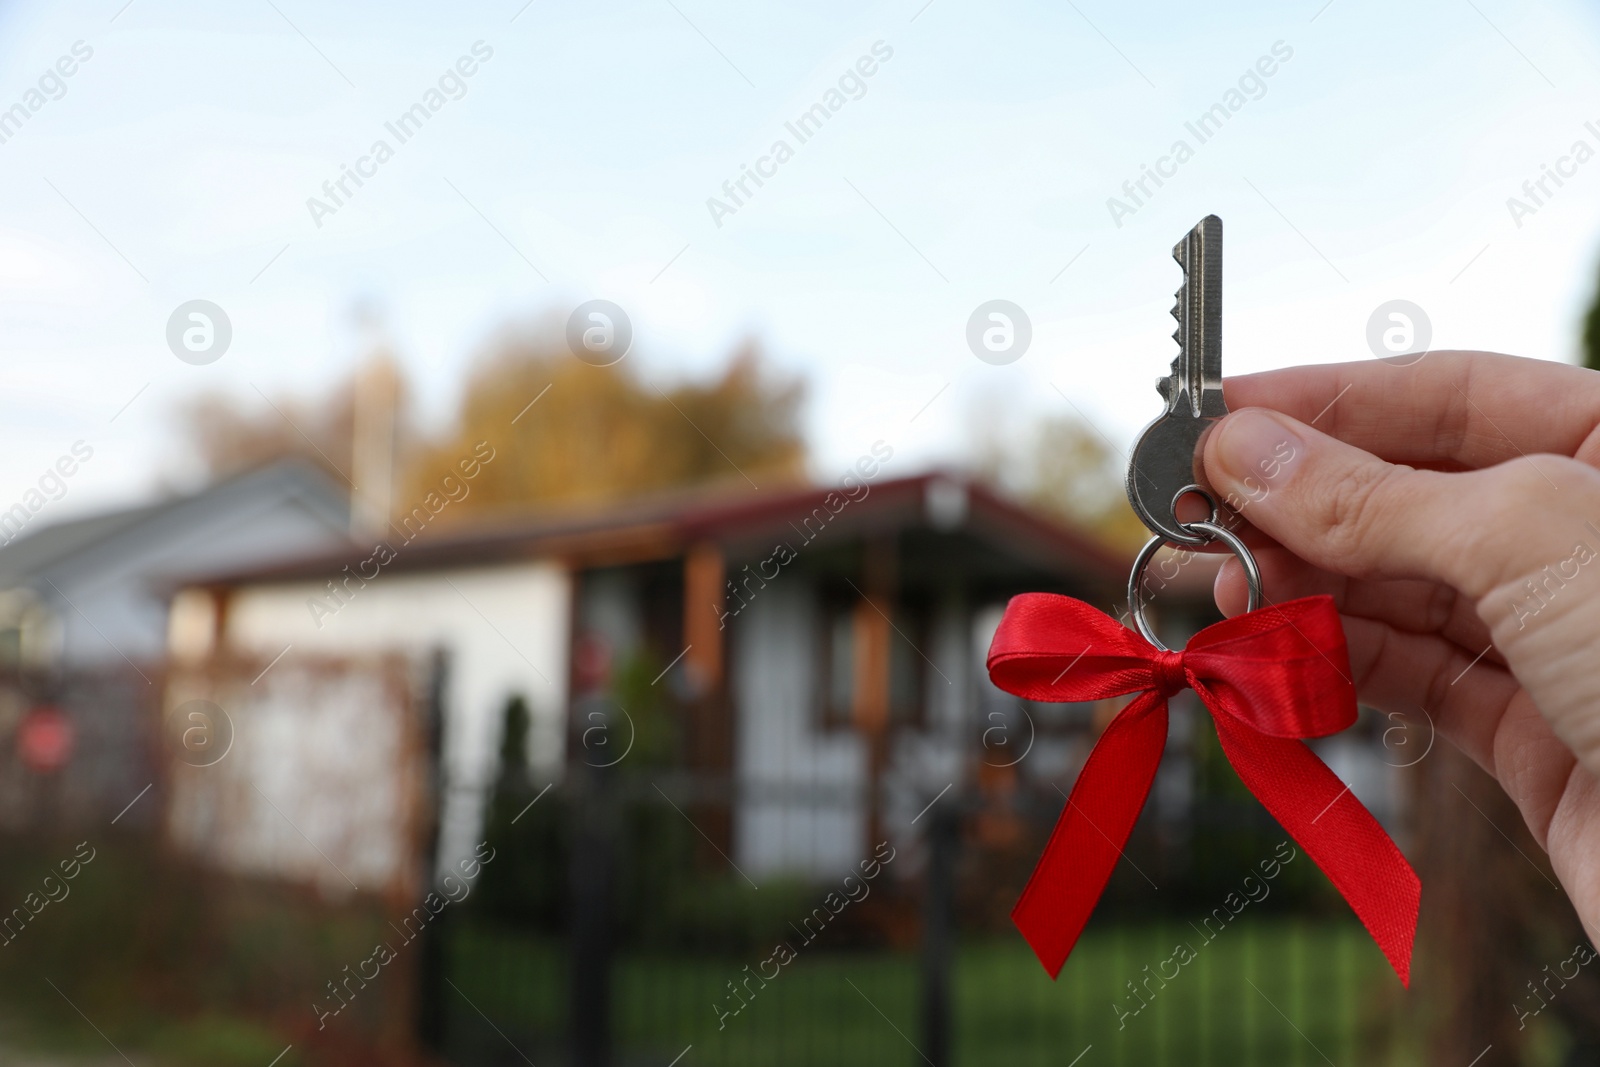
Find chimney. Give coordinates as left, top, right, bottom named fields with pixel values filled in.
left=350, top=353, right=399, bottom=541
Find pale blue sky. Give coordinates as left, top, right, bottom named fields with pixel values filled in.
left=2, top=0, right=1598, bottom=516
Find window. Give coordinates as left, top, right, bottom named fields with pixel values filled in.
left=818, top=588, right=927, bottom=730
left=887, top=608, right=926, bottom=727
left=823, top=603, right=854, bottom=728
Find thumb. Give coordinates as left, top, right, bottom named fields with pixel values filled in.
left=1201, top=407, right=1600, bottom=600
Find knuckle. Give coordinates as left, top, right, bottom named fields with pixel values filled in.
left=1479, top=456, right=1596, bottom=533
left=1459, top=455, right=1600, bottom=590
left=1488, top=457, right=1559, bottom=514
left=1313, top=461, right=1407, bottom=569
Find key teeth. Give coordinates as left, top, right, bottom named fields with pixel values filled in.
left=1169, top=220, right=1200, bottom=404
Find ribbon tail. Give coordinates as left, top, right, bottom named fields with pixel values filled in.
left=1012, top=691, right=1168, bottom=978
left=1210, top=710, right=1421, bottom=985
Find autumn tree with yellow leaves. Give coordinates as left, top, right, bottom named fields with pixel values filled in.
left=403, top=332, right=806, bottom=516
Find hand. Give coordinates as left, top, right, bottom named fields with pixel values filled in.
left=1200, top=351, right=1600, bottom=944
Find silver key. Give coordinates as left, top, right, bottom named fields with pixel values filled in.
left=1126, top=215, right=1227, bottom=545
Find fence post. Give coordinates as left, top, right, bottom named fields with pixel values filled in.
left=415, top=649, right=450, bottom=1053
left=921, top=797, right=957, bottom=1067
left=570, top=762, right=613, bottom=1067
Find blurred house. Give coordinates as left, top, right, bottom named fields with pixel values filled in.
left=170, top=471, right=1235, bottom=881
left=0, top=460, right=352, bottom=668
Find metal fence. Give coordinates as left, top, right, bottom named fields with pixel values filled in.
left=438, top=773, right=1423, bottom=1067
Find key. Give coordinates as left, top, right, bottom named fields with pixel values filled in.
left=1126, top=214, right=1227, bottom=545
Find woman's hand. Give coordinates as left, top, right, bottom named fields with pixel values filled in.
left=1201, top=351, right=1600, bottom=944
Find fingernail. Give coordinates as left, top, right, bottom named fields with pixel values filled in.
left=1210, top=409, right=1305, bottom=497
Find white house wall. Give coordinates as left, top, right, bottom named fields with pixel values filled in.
left=221, top=563, right=569, bottom=880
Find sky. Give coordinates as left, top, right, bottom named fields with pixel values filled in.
left=2, top=0, right=1599, bottom=520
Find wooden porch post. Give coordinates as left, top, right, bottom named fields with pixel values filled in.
left=682, top=542, right=734, bottom=856
left=854, top=536, right=896, bottom=849
left=682, top=543, right=725, bottom=705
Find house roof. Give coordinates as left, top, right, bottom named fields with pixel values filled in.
left=194, top=471, right=1138, bottom=593
left=0, top=501, right=167, bottom=588
left=0, top=460, right=352, bottom=589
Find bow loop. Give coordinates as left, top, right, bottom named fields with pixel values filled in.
left=987, top=592, right=1420, bottom=987
left=1183, top=595, right=1359, bottom=739
left=987, top=593, right=1170, bottom=703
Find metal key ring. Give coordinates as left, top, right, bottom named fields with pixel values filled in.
left=1127, top=519, right=1262, bottom=651
left=1148, top=483, right=1222, bottom=546
left=1145, top=481, right=1214, bottom=546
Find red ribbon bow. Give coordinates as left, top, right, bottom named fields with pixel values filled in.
left=987, top=593, right=1420, bottom=985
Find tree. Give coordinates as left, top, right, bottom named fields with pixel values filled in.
left=969, top=405, right=1150, bottom=550
left=402, top=332, right=806, bottom=517
left=1584, top=260, right=1600, bottom=372
left=471, top=695, right=564, bottom=930
left=177, top=377, right=360, bottom=488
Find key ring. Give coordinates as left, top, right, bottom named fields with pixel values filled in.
left=1127, top=485, right=1261, bottom=650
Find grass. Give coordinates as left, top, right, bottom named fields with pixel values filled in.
left=448, top=917, right=1427, bottom=1067
left=0, top=1005, right=291, bottom=1067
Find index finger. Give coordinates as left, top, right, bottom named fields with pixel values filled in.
left=1222, top=351, right=1600, bottom=470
